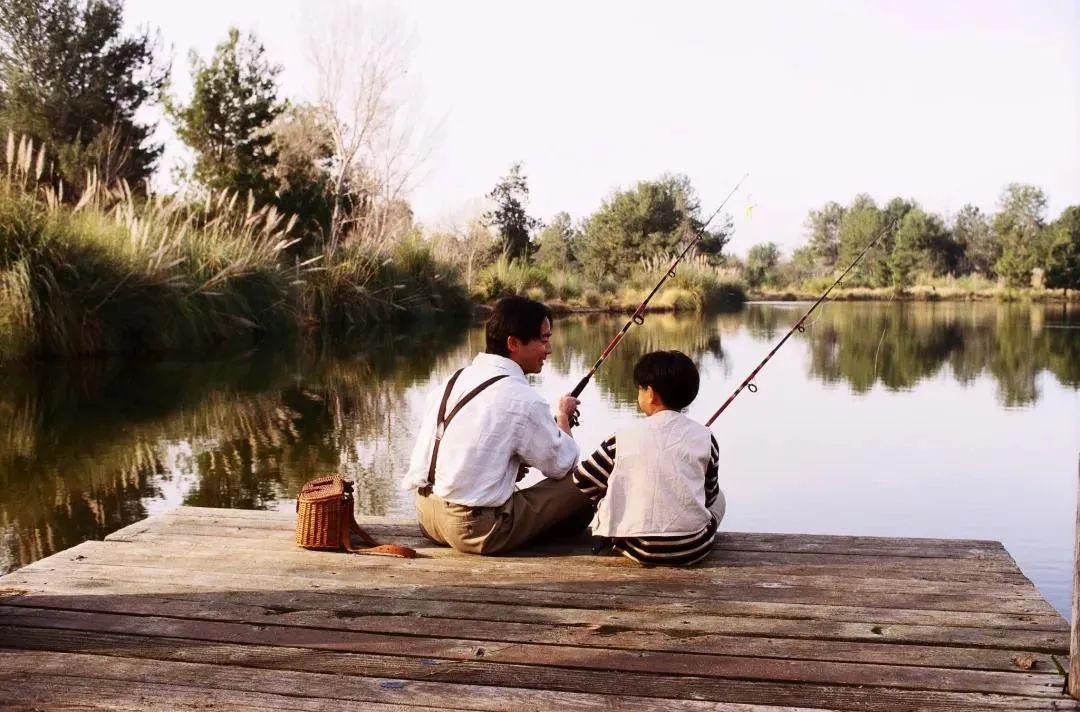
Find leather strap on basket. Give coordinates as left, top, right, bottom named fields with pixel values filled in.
left=340, top=483, right=419, bottom=558
left=419, top=369, right=508, bottom=495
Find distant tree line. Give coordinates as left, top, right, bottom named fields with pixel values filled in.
left=743, top=188, right=1079, bottom=292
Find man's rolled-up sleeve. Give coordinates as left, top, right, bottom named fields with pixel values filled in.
left=517, top=399, right=580, bottom=479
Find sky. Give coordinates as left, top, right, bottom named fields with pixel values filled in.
left=123, top=0, right=1079, bottom=257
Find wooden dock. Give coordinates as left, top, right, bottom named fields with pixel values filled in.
left=0, top=506, right=1076, bottom=711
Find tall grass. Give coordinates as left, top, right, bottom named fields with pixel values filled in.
left=473, top=253, right=552, bottom=300
left=0, top=133, right=470, bottom=362
left=0, top=155, right=297, bottom=359
left=623, top=254, right=746, bottom=311
left=306, top=234, right=470, bottom=331
left=469, top=252, right=746, bottom=311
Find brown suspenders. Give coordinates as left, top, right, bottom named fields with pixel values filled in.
left=418, top=368, right=509, bottom=495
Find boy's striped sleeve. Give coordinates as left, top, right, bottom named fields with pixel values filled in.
left=572, top=434, right=616, bottom=502
left=705, top=434, right=720, bottom=508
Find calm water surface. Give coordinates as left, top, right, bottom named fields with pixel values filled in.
left=2, top=302, right=1077, bottom=614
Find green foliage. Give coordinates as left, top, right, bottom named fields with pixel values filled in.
left=952, top=204, right=996, bottom=276
left=533, top=211, right=577, bottom=270
left=1045, top=206, right=1080, bottom=292
left=484, top=162, right=540, bottom=260
left=806, top=201, right=844, bottom=267
left=171, top=28, right=284, bottom=205
left=777, top=245, right=820, bottom=287
left=744, top=242, right=781, bottom=288
left=578, top=174, right=730, bottom=281
left=0, top=137, right=468, bottom=361
left=301, top=234, right=469, bottom=331
left=994, top=184, right=1048, bottom=288
left=265, top=104, right=335, bottom=249
left=889, top=206, right=955, bottom=287
left=473, top=254, right=551, bottom=300
left=0, top=0, right=166, bottom=192
left=837, top=194, right=889, bottom=287
left=632, top=254, right=745, bottom=311
left=0, top=177, right=296, bottom=360
left=548, top=270, right=583, bottom=300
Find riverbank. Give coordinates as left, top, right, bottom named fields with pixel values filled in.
left=0, top=176, right=470, bottom=363
left=750, top=285, right=1078, bottom=302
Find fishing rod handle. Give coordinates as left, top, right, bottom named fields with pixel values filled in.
left=570, top=374, right=591, bottom=398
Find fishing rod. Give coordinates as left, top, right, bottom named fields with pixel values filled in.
left=704, top=216, right=899, bottom=426
left=568, top=173, right=750, bottom=417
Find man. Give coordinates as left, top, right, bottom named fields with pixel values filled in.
left=404, top=295, right=591, bottom=554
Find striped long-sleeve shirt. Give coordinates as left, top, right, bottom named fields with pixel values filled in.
left=573, top=433, right=721, bottom=566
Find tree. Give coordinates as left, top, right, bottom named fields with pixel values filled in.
left=952, top=204, right=996, bottom=276
left=578, top=174, right=730, bottom=280
left=265, top=103, right=336, bottom=249
left=993, top=184, right=1048, bottom=288
left=889, top=205, right=955, bottom=286
left=0, top=0, right=167, bottom=191
left=744, top=242, right=780, bottom=288
left=306, top=3, right=433, bottom=252
left=777, top=245, right=819, bottom=286
left=484, top=162, right=541, bottom=260
left=533, top=211, right=577, bottom=271
left=171, top=28, right=283, bottom=204
left=805, top=201, right=845, bottom=268
left=431, top=200, right=498, bottom=292
left=836, top=194, right=887, bottom=287
left=1045, top=206, right=1080, bottom=293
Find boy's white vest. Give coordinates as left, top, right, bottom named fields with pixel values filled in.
left=593, top=410, right=721, bottom=538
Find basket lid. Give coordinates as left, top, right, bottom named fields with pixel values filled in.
left=298, top=475, right=351, bottom=503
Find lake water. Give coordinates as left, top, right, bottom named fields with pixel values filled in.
left=2, top=301, right=1077, bottom=615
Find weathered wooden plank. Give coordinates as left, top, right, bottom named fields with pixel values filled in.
left=0, top=604, right=1067, bottom=694
left=44, top=537, right=1033, bottom=587
left=0, top=580, right=1061, bottom=673
left=111, top=527, right=1022, bottom=574
left=0, top=650, right=830, bottom=712
left=111, top=516, right=1021, bottom=569
left=13, top=550, right=1046, bottom=606
left=1, top=567, right=1063, bottom=650
left=162, top=507, right=1013, bottom=550
left=1, top=563, right=1063, bottom=631
left=3, top=628, right=1074, bottom=711
left=127, top=510, right=1011, bottom=558
left=0, top=673, right=463, bottom=711
left=15, top=538, right=1052, bottom=620
left=11, top=560, right=1058, bottom=617
left=0, top=581, right=1063, bottom=672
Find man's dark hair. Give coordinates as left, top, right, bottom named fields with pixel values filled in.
left=633, top=350, right=700, bottom=411
left=485, top=296, right=553, bottom=357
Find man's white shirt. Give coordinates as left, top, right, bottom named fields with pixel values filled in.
left=403, top=353, right=580, bottom=507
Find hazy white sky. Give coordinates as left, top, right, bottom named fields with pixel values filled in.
left=124, top=0, right=1079, bottom=256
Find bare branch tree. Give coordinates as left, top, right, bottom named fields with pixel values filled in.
left=305, top=2, right=438, bottom=255
left=431, top=199, right=498, bottom=292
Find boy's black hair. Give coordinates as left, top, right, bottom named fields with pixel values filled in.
left=633, top=350, right=700, bottom=411
left=485, top=296, right=553, bottom=357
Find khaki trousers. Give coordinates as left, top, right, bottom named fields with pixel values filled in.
left=414, top=476, right=593, bottom=555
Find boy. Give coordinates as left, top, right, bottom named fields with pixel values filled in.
left=573, top=350, right=724, bottom=565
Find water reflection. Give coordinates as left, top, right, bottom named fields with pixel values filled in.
left=0, top=302, right=1076, bottom=580
left=797, top=302, right=1079, bottom=406
left=0, top=323, right=471, bottom=573
left=552, top=312, right=733, bottom=406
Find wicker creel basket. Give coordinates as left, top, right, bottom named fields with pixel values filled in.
left=295, top=475, right=418, bottom=558
left=295, top=475, right=352, bottom=550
